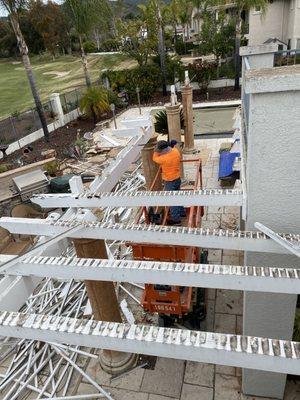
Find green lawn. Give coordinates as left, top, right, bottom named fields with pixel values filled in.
left=0, top=53, right=136, bottom=118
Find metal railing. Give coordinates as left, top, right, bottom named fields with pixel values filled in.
left=274, top=48, right=300, bottom=67
left=0, top=100, right=54, bottom=146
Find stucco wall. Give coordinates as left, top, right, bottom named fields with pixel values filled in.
left=242, top=75, right=300, bottom=398
left=248, top=0, right=285, bottom=45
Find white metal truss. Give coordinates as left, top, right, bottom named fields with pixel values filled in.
left=2, top=255, right=300, bottom=295
left=31, top=189, right=243, bottom=209
left=1, top=217, right=299, bottom=254
left=89, top=127, right=151, bottom=193
left=0, top=311, right=299, bottom=375
left=255, top=222, right=300, bottom=258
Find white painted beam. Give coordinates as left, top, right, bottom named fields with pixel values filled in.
left=255, top=222, right=300, bottom=258
left=1, top=218, right=299, bottom=254
left=89, top=128, right=151, bottom=193
left=0, top=311, right=299, bottom=375
left=32, top=189, right=243, bottom=209
left=3, top=256, right=300, bottom=295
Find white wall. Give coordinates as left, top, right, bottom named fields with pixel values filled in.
left=242, top=66, right=300, bottom=398
left=248, top=0, right=286, bottom=45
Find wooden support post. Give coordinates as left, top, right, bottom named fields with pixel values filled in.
left=182, top=85, right=195, bottom=153
left=141, top=132, right=162, bottom=190
left=165, top=103, right=184, bottom=178
left=73, top=238, right=137, bottom=374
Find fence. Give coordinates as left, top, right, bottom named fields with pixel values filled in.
left=274, top=48, right=300, bottom=67
left=0, top=87, right=85, bottom=147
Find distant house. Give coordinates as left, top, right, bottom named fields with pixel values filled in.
left=247, top=0, right=300, bottom=49
left=189, top=0, right=300, bottom=50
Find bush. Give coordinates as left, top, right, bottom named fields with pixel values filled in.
left=152, top=54, right=185, bottom=85
left=80, top=85, right=110, bottom=123
left=44, top=161, right=60, bottom=177
left=188, top=59, right=218, bottom=92
left=154, top=109, right=184, bottom=137
left=100, top=39, right=120, bottom=52
left=83, top=41, right=96, bottom=53
left=175, top=37, right=195, bottom=56
left=103, top=64, right=162, bottom=102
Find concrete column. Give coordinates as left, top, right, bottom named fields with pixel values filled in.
left=242, top=66, right=300, bottom=398
left=50, top=93, right=65, bottom=126
left=141, top=132, right=162, bottom=190
left=165, top=103, right=181, bottom=145
left=165, top=103, right=184, bottom=177
left=73, top=210, right=137, bottom=374
left=181, top=85, right=195, bottom=153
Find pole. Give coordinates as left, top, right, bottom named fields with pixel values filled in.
left=73, top=238, right=137, bottom=374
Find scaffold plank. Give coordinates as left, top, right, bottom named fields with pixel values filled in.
left=2, top=256, right=300, bottom=294
left=0, top=311, right=299, bottom=375
left=1, top=218, right=299, bottom=254
left=32, top=189, right=243, bottom=209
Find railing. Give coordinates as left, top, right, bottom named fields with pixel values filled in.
left=274, top=48, right=300, bottom=67
left=0, top=100, right=55, bottom=146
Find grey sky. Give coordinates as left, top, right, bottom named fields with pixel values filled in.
left=0, top=1, right=63, bottom=16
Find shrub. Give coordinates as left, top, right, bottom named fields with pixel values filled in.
left=188, top=59, right=218, bottom=92
left=103, top=65, right=162, bottom=102
left=83, top=40, right=96, bottom=53
left=100, top=38, right=120, bottom=52
left=152, top=54, right=185, bottom=85
left=44, top=161, right=60, bottom=177
left=175, top=37, right=195, bottom=56
left=80, top=86, right=110, bottom=123
left=154, top=109, right=184, bottom=137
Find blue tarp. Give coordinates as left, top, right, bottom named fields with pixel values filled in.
left=218, top=151, right=240, bottom=179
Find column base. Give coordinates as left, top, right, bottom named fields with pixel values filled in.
left=99, top=350, right=138, bottom=375
left=183, top=147, right=196, bottom=154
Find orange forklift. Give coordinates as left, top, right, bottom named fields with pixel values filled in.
left=130, top=159, right=208, bottom=328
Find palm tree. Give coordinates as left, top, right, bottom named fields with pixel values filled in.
left=64, top=0, right=110, bottom=87
left=215, top=0, right=268, bottom=90
left=0, top=0, right=50, bottom=141
left=167, top=0, right=180, bottom=48
left=177, top=0, right=193, bottom=54
left=80, top=86, right=109, bottom=124
left=139, top=0, right=167, bottom=96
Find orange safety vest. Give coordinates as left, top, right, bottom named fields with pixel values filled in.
left=153, top=147, right=181, bottom=181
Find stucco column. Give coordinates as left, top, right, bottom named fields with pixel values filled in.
left=141, top=132, right=162, bottom=190
left=50, top=93, right=65, bottom=126
left=73, top=238, right=137, bottom=374
left=165, top=103, right=184, bottom=177
left=242, top=66, right=300, bottom=398
left=181, top=85, right=195, bottom=153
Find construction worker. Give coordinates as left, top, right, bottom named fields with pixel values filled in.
left=153, top=140, right=185, bottom=224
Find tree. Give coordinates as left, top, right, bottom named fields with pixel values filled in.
left=147, top=0, right=168, bottom=96
left=177, top=0, right=193, bottom=53
left=165, top=0, right=180, bottom=48
left=29, top=0, right=68, bottom=59
left=64, top=0, right=111, bottom=87
left=199, top=10, right=235, bottom=76
left=80, top=86, right=109, bottom=124
left=214, top=0, right=268, bottom=90
left=0, top=0, right=49, bottom=141
left=116, top=17, right=157, bottom=67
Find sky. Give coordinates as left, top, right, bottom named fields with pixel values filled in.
left=0, top=0, right=63, bottom=16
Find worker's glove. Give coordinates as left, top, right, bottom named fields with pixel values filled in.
left=169, top=140, right=177, bottom=148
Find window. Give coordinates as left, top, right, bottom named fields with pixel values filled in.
left=287, top=39, right=291, bottom=50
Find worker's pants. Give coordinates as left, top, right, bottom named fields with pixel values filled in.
left=164, top=178, right=185, bottom=221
